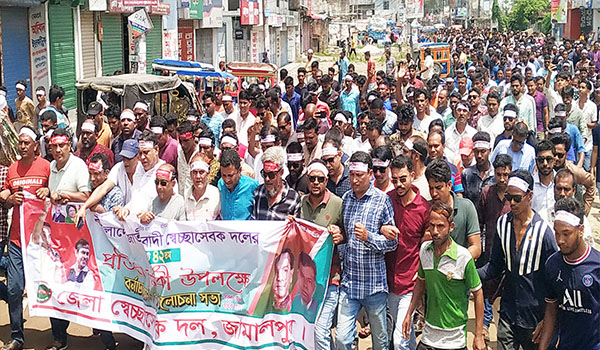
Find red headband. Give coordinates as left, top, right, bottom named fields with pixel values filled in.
left=156, top=168, right=173, bottom=180
left=263, top=161, right=280, bottom=172
left=49, top=135, right=69, bottom=145
left=88, top=161, right=103, bottom=172
left=179, top=132, right=193, bottom=140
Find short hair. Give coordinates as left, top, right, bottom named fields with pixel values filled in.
left=277, top=111, right=292, bottom=124
left=238, top=89, right=251, bottom=101
left=89, top=152, right=110, bottom=171
left=550, top=132, right=572, bottom=151
left=513, top=122, right=529, bottom=138
left=370, top=98, right=384, bottom=110
left=322, top=136, right=342, bottom=150
left=164, top=112, right=179, bottom=127
left=138, top=129, right=159, bottom=146
left=367, top=119, right=382, bottom=134
left=414, top=88, right=430, bottom=101
left=320, top=74, right=332, bottom=84
left=425, top=159, right=451, bottom=183
left=51, top=127, right=70, bottom=139
left=493, top=154, right=513, bottom=169
left=580, top=79, right=593, bottom=91
left=554, top=197, right=585, bottom=226
left=535, top=139, right=555, bottom=155
left=177, top=120, right=194, bottom=134
left=298, top=251, right=316, bottom=275
left=222, top=118, right=236, bottom=130
left=261, top=146, right=286, bottom=170
left=429, top=200, right=454, bottom=223
left=371, top=146, right=392, bottom=162
left=280, top=68, right=288, bottom=80
left=40, top=109, right=57, bottom=124
left=472, top=131, right=490, bottom=143
left=509, top=169, right=534, bottom=191
left=286, top=141, right=303, bottom=155
left=274, top=247, right=294, bottom=268
left=561, top=85, right=575, bottom=98
left=105, top=105, right=121, bottom=119
left=297, top=67, right=307, bottom=75
left=428, top=129, right=445, bottom=145
left=510, top=74, right=523, bottom=84
left=487, top=91, right=500, bottom=104
left=48, top=85, right=65, bottom=103
left=202, top=92, right=215, bottom=103
left=555, top=168, right=576, bottom=186
left=349, top=151, right=372, bottom=169
left=75, top=238, right=90, bottom=251
left=390, top=154, right=413, bottom=172
left=198, top=129, right=215, bottom=146
left=284, top=76, right=294, bottom=86
left=396, top=103, right=415, bottom=124
left=149, top=115, right=167, bottom=130
left=323, top=127, right=343, bottom=146
left=556, top=71, right=570, bottom=81
left=411, top=136, right=428, bottom=162
left=428, top=118, right=445, bottom=132
left=303, top=117, right=320, bottom=133
left=220, top=148, right=241, bottom=170
left=255, top=96, right=269, bottom=109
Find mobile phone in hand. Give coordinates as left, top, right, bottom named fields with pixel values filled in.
left=77, top=217, right=84, bottom=230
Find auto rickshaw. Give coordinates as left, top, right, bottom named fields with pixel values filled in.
left=419, top=42, right=450, bottom=78
left=75, top=73, right=198, bottom=129
left=225, top=62, right=278, bottom=97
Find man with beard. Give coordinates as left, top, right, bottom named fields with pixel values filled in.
left=476, top=154, right=512, bottom=338
left=436, top=88, right=451, bottom=121
left=285, top=142, right=308, bottom=194
left=0, top=127, right=50, bottom=350
left=445, top=100, right=476, bottom=163
left=340, top=75, right=359, bottom=123
left=390, top=104, right=422, bottom=157
left=538, top=198, right=600, bottom=350
left=426, top=159, right=481, bottom=259
left=493, top=104, right=519, bottom=147
left=461, top=131, right=494, bottom=206
left=278, top=112, right=297, bottom=148
left=370, top=97, right=397, bottom=136
left=219, top=149, right=259, bottom=220
left=526, top=77, right=549, bottom=138
left=468, top=87, right=488, bottom=129
left=532, top=140, right=557, bottom=222
left=331, top=112, right=354, bottom=155
left=477, top=91, right=504, bottom=145
left=74, top=119, right=114, bottom=166
left=252, top=146, right=301, bottom=220
left=86, top=101, right=111, bottom=148
left=351, top=112, right=373, bottom=154
left=222, top=94, right=236, bottom=119
left=550, top=132, right=596, bottom=215
left=112, top=109, right=141, bottom=163
left=386, top=155, right=430, bottom=350
left=500, top=74, right=536, bottom=132
left=302, top=118, right=323, bottom=168
left=478, top=170, right=557, bottom=350
left=298, top=159, right=343, bottom=349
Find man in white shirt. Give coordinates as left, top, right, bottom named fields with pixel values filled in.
left=445, top=101, right=476, bottom=163
left=477, top=91, right=504, bottom=145
left=184, top=153, right=221, bottom=220
left=227, top=90, right=255, bottom=147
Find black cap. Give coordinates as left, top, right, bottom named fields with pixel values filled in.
left=87, top=101, right=103, bottom=116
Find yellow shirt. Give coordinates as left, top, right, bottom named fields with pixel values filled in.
left=97, top=121, right=112, bottom=148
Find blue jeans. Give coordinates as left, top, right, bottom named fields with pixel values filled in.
left=315, top=284, right=339, bottom=350
left=483, top=298, right=493, bottom=328
left=388, top=292, right=416, bottom=350
left=7, top=242, right=25, bottom=344
left=335, top=289, right=388, bottom=350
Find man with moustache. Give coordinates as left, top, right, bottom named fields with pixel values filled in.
left=74, top=119, right=114, bottom=166
left=531, top=140, right=557, bottom=222
left=219, top=149, right=259, bottom=220
left=386, top=155, right=430, bottom=350
left=298, top=159, right=343, bottom=350
left=461, top=131, right=494, bottom=206
left=285, top=142, right=308, bottom=195
left=112, top=109, right=141, bottom=163
left=322, top=139, right=351, bottom=198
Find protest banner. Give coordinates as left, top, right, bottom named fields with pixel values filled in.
left=21, top=197, right=332, bottom=349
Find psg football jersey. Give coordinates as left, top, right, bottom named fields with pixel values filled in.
left=545, top=245, right=600, bottom=350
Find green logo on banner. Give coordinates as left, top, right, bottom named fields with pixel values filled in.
left=37, top=283, right=52, bottom=303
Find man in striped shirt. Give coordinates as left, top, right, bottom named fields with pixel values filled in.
left=478, top=170, right=557, bottom=350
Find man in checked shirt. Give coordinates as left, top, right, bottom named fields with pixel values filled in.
left=335, top=151, right=398, bottom=350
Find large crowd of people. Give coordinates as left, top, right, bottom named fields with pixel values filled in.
left=0, top=27, right=597, bottom=350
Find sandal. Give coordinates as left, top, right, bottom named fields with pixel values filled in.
left=45, top=341, right=67, bottom=350
left=358, top=325, right=371, bottom=339
left=2, top=340, right=23, bottom=350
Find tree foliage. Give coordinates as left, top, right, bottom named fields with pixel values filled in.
left=541, top=13, right=552, bottom=34
left=507, top=0, right=549, bottom=31
left=492, top=0, right=507, bottom=29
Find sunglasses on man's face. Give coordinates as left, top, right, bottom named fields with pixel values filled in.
left=261, top=169, right=279, bottom=180
left=536, top=156, right=554, bottom=164
left=554, top=152, right=566, bottom=159
left=155, top=179, right=170, bottom=187
left=373, top=166, right=387, bottom=174
left=505, top=193, right=524, bottom=203
left=288, top=162, right=302, bottom=170
left=309, top=175, right=327, bottom=184
left=322, top=157, right=336, bottom=164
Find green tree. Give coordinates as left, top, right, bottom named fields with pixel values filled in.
left=541, top=13, right=552, bottom=34
left=507, top=0, right=549, bottom=31
left=492, top=0, right=507, bottom=29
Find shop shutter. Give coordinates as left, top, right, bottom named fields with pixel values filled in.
left=101, top=13, right=123, bottom=76
left=1, top=7, right=31, bottom=112
left=48, top=3, right=77, bottom=110
left=145, top=15, right=162, bottom=74
left=80, top=11, right=96, bottom=78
